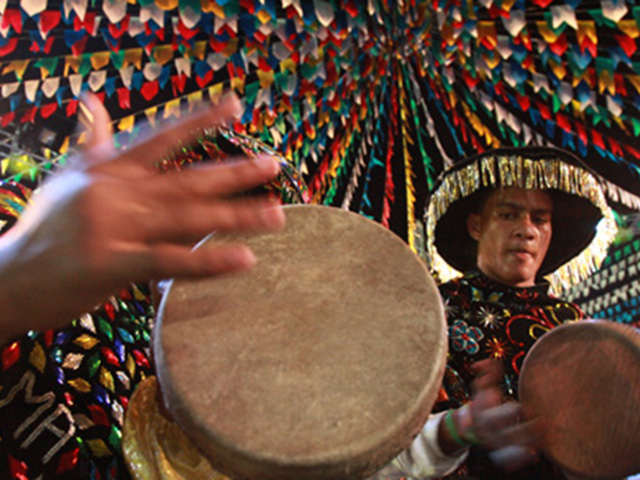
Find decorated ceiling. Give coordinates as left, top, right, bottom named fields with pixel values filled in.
left=2, top=0, right=640, bottom=322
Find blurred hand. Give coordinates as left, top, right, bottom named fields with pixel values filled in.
left=469, top=359, right=539, bottom=471
left=0, top=93, right=285, bottom=343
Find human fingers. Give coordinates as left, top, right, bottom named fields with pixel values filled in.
left=63, top=95, right=114, bottom=171
left=70, top=94, right=117, bottom=170
left=472, top=391, right=514, bottom=447
left=127, top=242, right=258, bottom=280
left=139, top=197, right=285, bottom=244
left=499, top=419, right=541, bottom=450
left=489, top=444, right=539, bottom=472
left=80, top=93, right=114, bottom=149
left=160, top=155, right=282, bottom=200
left=474, top=401, right=520, bottom=446
left=471, top=358, right=503, bottom=392
left=100, top=94, right=243, bottom=172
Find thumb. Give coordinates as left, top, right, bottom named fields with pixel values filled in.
left=79, top=93, right=115, bottom=152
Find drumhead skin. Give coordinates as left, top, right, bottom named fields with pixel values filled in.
left=519, top=320, right=640, bottom=479
left=155, top=205, right=447, bottom=480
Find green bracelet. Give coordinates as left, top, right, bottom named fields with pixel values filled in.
left=443, top=410, right=468, bottom=448
left=457, top=404, right=480, bottom=446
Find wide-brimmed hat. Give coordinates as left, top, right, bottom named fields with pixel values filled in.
left=424, top=146, right=617, bottom=292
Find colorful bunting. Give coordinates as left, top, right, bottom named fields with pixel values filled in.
left=3, top=0, right=640, bottom=252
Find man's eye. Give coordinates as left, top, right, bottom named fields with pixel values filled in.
left=498, top=212, right=515, bottom=219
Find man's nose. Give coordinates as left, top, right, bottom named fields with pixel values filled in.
left=514, top=216, right=537, bottom=239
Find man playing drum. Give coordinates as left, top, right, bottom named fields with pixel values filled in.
left=387, top=147, right=617, bottom=479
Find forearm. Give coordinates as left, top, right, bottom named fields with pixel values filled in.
left=437, top=405, right=476, bottom=456
left=0, top=240, right=34, bottom=345
left=0, top=235, right=90, bottom=346
left=392, top=412, right=468, bottom=479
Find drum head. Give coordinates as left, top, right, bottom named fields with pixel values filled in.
left=519, top=320, right=640, bottom=479
left=155, top=205, right=447, bottom=480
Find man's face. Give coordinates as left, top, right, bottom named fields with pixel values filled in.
left=467, top=187, right=553, bottom=287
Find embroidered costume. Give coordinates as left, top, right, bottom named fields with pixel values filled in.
left=435, top=270, right=583, bottom=478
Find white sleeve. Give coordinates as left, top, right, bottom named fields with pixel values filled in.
left=391, top=411, right=468, bottom=479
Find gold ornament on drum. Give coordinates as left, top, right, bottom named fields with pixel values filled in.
left=123, top=376, right=230, bottom=480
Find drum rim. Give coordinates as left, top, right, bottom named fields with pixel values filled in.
left=519, top=319, right=640, bottom=478
left=154, top=205, right=448, bottom=478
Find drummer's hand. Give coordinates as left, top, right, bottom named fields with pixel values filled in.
left=0, top=93, right=285, bottom=344
left=469, top=359, right=539, bottom=471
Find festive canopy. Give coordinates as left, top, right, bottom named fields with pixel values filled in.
left=2, top=0, right=640, bottom=322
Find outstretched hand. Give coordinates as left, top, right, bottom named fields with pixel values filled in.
left=0, top=93, right=285, bottom=343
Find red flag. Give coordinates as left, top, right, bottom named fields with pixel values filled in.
left=40, top=10, right=61, bottom=34
left=2, top=9, right=22, bottom=34
left=615, top=34, right=636, bottom=58
left=40, top=103, right=58, bottom=119
left=117, top=87, right=131, bottom=109
left=70, top=36, right=88, bottom=56
left=67, top=99, right=78, bottom=116
left=20, top=107, right=37, bottom=124
left=591, top=129, right=605, bottom=149
left=1, top=112, right=15, bottom=127
left=0, top=37, right=18, bottom=56
left=195, top=70, right=213, bottom=89
left=141, top=80, right=159, bottom=101
left=108, top=15, right=130, bottom=39
left=171, top=74, right=187, bottom=95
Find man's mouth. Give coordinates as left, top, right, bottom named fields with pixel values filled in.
left=509, top=248, right=535, bottom=259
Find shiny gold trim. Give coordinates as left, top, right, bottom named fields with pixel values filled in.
left=123, top=376, right=229, bottom=480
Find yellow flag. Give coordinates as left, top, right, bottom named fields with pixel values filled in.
left=164, top=99, right=182, bottom=119
left=188, top=91, right=204, bottom=111
left=209, top=83, right=224, bottom=104
left=64, top=56, right=81, bottom=76
left=537, top=21, right=558, bottom=43
left=257, top=69, right=274, bottom=89
left=118, top=115, right=135, bottom=132
left=3, top=60, right=30, bottom=80
left=153, top=45, right=174, bottom=66
left=231, top=76, right=245, bottom=93
left=145, top=106, right=158, bottom=127
left=156, top=0, right=178, bottom=10
left=618, top=20, right=640, bottom=38
left=124, top=48, right=144, bottom=69
left=91, top=51, right=111, bottom=70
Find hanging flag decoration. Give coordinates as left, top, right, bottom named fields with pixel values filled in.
left=3, top=0, right=640, bottom=255
left=566, top=212, right=640, bottom=327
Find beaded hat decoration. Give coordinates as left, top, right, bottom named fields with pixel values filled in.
left=424, top=146, right=617, bottom=293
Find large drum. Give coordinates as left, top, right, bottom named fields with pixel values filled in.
left=519, top=320, right=640, bottom=479
left=152, top=205, right=447, bottom=480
